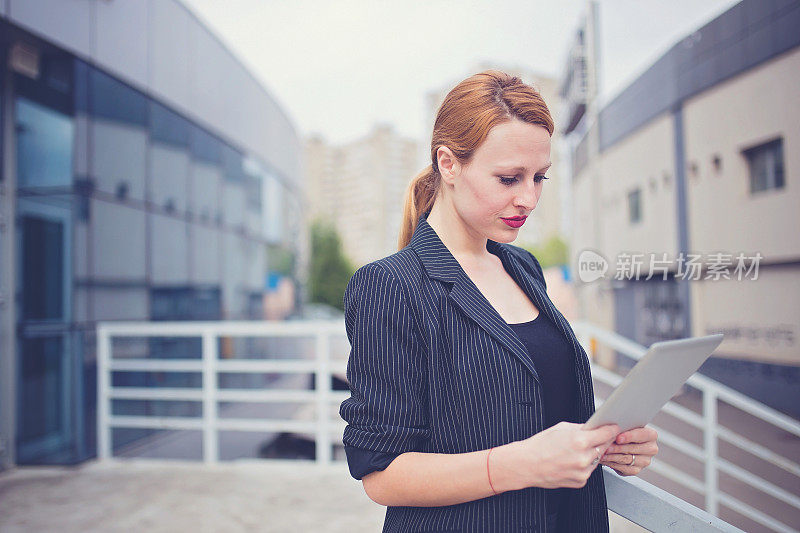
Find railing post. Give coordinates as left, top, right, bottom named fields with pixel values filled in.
left=97, top=325, right=112, bottom=460
left=704, top=387, right=719, bottom=515
left=202, top=330, right=218, bottom=464
left=316, top=330, right=331, bottom=465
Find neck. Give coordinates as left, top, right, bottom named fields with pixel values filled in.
left=426, top=199, right=491, bottom=261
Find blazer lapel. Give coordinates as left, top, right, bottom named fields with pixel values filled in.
left=447, top=273, right=541, bottom=385
left=409, top=211, right=596, bottom=423
left=409, top=212, right=564, bottom=386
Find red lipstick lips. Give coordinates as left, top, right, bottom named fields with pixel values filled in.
left=501, top=216, right=527, bottom=228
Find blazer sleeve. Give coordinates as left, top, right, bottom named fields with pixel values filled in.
left=338, top=262, right=430, bottom=473
left=342, top=447, right=400, bottom=481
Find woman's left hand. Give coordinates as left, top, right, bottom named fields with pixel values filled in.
left=599, top=426, right=658, bottom=476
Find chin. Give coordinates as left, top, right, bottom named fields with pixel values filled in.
left=491, top=229, right=519, bottom=244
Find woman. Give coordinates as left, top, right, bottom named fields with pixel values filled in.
left=339, top=70, right=658, bottom=533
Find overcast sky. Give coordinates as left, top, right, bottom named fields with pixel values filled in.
left=181, top=0, right=740, bottom=145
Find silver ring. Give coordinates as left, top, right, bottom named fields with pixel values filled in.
left=591, top=446, right=601, bottom=466
left=628, top=454, right=636, bottom=466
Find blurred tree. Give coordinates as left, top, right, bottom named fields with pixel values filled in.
left=525, top=235, right=569, bottom=270
left=266, top=243, right=295, bottom=276
left=309, top=217, right=356, bottom=311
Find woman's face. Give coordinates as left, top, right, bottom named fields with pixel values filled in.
left=441, top=117, right=551, bottom=244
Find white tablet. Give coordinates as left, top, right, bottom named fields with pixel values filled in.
left=583, top=333, right=724, bottom=432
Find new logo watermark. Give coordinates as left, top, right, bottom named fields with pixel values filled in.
left=576, top=250, right=763, bottom=283
left=577, top=249, right=609, bottom=283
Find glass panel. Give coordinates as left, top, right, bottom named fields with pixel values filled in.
left=15, top=97, right=74, bottom=188
left=746, top=138, right=784, bottom=193
left=91, top=287, right=148, bottom=321
left=150, top=214, right=188, bottom=283
left=190, top=162, right=222, bottom=224
left=92, top=120, right=147, bottom=202
left=149, top=144, right=189, bottom=213
left=16, top=332, right=73, bottom=464
left=18, top=335, right=66, bottom=442
left=190, top=123, right=223, bottom=165
left=14, top=90, right=76, bottom=464
left=90, top=199, right=146, bottom=280
left=222, top=144, right=245, bottom=182
left=150, top=100, right=190, bottom=148
left=222, top=180, right=246, bottom=227
left=20, top=213, right=64, bottom=320
left=628, top=188, right=641, bottom=223
left=17, top=197, right=72, bottom=326
left=89, top=67, right=147, bottom=126
left=264, top=172, right=283, bottom=241
left=190, top=218, right=222, bottom=283
left=150, top=286, right=221, bottom=321
left=774, top=140, right=784, bottom=188
left=749, top=149, right=768, bottom=192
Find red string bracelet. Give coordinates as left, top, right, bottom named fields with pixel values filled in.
left=487, top=447, right=498, bottom=495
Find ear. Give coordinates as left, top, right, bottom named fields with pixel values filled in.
left=436, top=146, right=459, bottom=185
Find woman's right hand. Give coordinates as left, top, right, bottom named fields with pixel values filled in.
left=500, top=422, right=620, bottom=490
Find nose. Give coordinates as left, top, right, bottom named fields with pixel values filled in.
left=513, top=177, right=539, bottom=211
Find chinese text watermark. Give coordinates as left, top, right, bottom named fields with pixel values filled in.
left=577, top=250, right=763, bottom=283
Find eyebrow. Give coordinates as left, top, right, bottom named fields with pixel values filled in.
left=495, top=162, right=552, bottom=173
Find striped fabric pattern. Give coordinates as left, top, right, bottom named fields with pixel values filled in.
left=339, top=212, right=609, bottom=533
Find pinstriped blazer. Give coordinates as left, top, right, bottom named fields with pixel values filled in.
left=339, top=211, right=609, bottom=533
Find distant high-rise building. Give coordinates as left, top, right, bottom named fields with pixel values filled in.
left=304, top=124, right=421, bottom=266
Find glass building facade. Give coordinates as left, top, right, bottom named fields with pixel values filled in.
left=0, top=9, right=303, bottom=466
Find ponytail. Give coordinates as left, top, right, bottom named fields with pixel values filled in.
left=398, top=164, right=440, bottom=250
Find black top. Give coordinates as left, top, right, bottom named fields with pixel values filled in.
left=507, top=312, right=579, bottom=532
left=506, top=312, right=578, bottom=430
left=343, top=310, right=579, bottom=526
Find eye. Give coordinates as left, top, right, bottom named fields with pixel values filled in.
left=498, top=174, right=549, bottom=186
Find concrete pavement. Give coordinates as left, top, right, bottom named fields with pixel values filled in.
left=0, top=459, right=646, bottom=532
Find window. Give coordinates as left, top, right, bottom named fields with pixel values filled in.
left=88, top=66, right=147, bottom=127
left=744, top=138, right=784, bottom=193
left=84, top=65, right=148, bottom=201
left=20, top=212, right=65, bottom=320
left=628, top=188, right=642, bottom=224
left=190, top=124, right=223, bottom=165
left=222, top=144, right=246, bottom=182
left=15, top=97, right=74, bottom=189
left=150, top=100, right=190, bottom=148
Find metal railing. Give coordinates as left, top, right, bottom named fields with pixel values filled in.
left=574, top=320, right=800, bottom=533
left=97, top=320, right=349, bottom=464
left=604, top=468, right=743, bottom=532
left=97, top=319, right=784, bottom=532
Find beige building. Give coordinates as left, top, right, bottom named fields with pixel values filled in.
left=566, top=0, right=800, bottom=416
left=303, top=124, right=421, bottom=266
left=424, top=63, right=568, bottom=251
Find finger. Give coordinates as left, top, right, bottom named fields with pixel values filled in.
left=605, top=441, right=659, bottom=455
left=600, top=453, right=635, bottom=465
left=615, top=426, right=657, bottom=444
left=602, top=453, right=652, bottom=470
left=584, top=424, right=620, bottom=447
